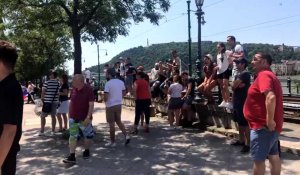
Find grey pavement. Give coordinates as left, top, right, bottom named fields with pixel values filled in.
left=18, top=102, right=300, bottom=175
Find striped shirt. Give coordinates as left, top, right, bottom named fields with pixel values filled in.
left=42, top=79, right=60, bottom=103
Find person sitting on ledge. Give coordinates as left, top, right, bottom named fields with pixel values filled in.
left=197, top=54, right=218, bottom=104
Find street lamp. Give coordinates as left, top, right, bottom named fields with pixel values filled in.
left=187, top=0, right=192, bottom=76
left=97, top=45, right=107, bottom=86
left=195, top=0, right=205, bottom=83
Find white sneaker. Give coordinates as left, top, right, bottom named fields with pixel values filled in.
left=218, top=101, right=227, bottom=107
left=105, top=142, right=116, bottom=147
left=38, top=132, right=45, bottom=136
left=50, top=131, right=55, bottom=136
left=225, top=102, right=233, bottom=109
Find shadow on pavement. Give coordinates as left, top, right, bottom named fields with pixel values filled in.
left=17, top=120, right=299, bottom=175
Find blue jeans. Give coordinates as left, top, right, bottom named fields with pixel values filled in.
left=250, top=128, right=279, bottom=161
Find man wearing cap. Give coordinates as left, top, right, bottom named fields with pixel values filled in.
left=231, top=58, right=251, bottom=154
left=104, top=68, right=130, bottom=147
left=197, top=54, right=217, bottom=103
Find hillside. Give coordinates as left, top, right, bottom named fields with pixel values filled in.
left=89, top=41, right=300, bottom=74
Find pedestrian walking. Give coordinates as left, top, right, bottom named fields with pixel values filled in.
left=104, top=68, right=130, bottom=147
left=0, top=40, right=23, bottom=175
left=63, top=74, right=95, bottom=164
left=244, top=52, right=283, bottom=174
left=27, top=81, right=36, bottom=104
left=132, top=71, right=151, bottom=134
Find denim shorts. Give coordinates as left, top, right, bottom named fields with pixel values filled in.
left=250, top=128, right=279, bottom=161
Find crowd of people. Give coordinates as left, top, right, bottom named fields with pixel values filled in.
left=0, top=36, right=284, bottom=175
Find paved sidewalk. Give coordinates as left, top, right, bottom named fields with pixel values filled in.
left=18, top=103, right=300, bottom=175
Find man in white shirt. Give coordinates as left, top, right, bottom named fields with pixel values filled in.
left=226, top=36, right=245, bottom=79
left=84, top=68, right=91, bottom=84
left=150, top=63, right=159, bottom=81
left=104, top=68, right=130, bottom=147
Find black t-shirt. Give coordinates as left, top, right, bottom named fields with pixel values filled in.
left=0, top=73, right=23, bottom=152
left=59, top=83, right=69, bottom=102
left=183, top=78, right=195, bottom=97
left=233, top=71, right=251, bottom=107
left=189, top=78, right=196, bottom=97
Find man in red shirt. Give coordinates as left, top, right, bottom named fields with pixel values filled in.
left=243, top=52, right=283, bottom=175
left=63, top=74, right=94, bottom=164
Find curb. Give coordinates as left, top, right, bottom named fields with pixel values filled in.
left=207, top=126, right=300, bottom=157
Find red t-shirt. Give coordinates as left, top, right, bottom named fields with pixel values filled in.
left=135, top=79, right=151, bottom=99
left=243, top=70, right=283, bottom=133
left=69, top=84, right=94, bottom=120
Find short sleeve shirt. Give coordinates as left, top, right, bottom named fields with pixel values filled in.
left=169, top=83, right=183, bottom=98
left=59, top=83, right=69, bottom=102
left=232, top=44, right=244, bottom=69
left=69, top=85, right=94, bottom=120
left=233, top=71, right=250, bottom=107
left=43, top=79, right=60, bottom=103
left=104, top=79, right=126, bottom=107
left=183, top=78, right=196, bottom=97
left=243, top=70, right=283, bottom=133
left=0, top=73, right=23, bottom=152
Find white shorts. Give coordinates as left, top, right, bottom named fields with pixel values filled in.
left=57, top=100, right=69, bottom=114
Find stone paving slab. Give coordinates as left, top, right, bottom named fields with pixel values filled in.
left=17, top=103, right=300, bottom=175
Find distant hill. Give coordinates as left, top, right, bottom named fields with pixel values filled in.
left=89, top=41, right=300, bottom=75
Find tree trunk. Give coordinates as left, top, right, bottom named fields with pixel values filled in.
left=72, top=26, right=82, bottom=74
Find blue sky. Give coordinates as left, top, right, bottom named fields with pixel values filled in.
left=67, top=0, right=300, bottom=73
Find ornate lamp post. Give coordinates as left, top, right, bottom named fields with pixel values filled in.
left=195, top=0, right=205, bottom=82
left=97, top=45, right=107, bottom=85
left=187, top=0, right=192, bottom=76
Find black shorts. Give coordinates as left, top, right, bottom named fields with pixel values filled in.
left=233, top=107, right=248, bottom=127
left=168, top=97, right=183, bottom=110
left=217, top=69, right=231, bottom=80
left=1, top=150, right=17, bottom=175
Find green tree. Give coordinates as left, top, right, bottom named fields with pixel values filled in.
left=1, top=0, right=170, bottom=74
left=0, top=3, right=72, bottom=80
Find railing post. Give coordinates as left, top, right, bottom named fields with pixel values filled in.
left=287, top=77, right=291, bottom=97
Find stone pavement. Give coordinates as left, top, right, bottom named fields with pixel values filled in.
left=18, top=102, right=300, bottom=175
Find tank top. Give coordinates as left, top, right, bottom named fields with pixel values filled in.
left=135, top=79, right=151, bottom=99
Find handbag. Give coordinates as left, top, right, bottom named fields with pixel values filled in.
left=42, top=83, right=59, bottom=113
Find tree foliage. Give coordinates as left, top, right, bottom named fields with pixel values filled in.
left=0, top=1, right=72, bottom=80
left=1, top=0, right=171, bottom=74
